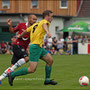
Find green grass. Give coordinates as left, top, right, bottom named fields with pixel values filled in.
left=0, top=54, right=90, bottom=89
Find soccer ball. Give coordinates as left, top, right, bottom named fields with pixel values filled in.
left=79, top=76, right=89, bottom=86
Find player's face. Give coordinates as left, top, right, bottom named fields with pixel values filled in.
left=48, top=13, right=53, bottom=23
left=29, top=15, right=37, bottom=25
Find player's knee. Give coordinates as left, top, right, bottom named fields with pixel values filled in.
left=48, top=58, right=53, bottom=65
left=50, top=59, right=53, bottom=65
left=28, top=67, right=36, bottom=73
left=31, top=69, right=36, bottom=73
left=24, top=57, right=29, bottom=62
left=29, top=69, right=36, bottom=73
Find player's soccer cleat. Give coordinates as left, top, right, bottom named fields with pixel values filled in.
left=44, top=79, right=57, bottom=85
left=7, top=68, right=13, bottom=74
left=7, top=73, right=14, bottom=86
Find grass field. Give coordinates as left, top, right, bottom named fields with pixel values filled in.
left=0, top=54, right=90, bottom=90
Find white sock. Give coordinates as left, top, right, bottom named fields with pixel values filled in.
left=0, top=67, right=10, bottom=81
left=10, top=58, right=26, bottom=71
left=0, top=58, right=26, bottom=81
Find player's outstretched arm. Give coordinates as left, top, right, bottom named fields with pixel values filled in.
left=43, top=23, right=51, bottom=38
left=7, top=18, right=14, bottom=33
left=17, top=30, right=27, bottom=38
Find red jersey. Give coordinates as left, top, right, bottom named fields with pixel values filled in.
left=1, top=42, right=6, bottom=48
left=13, top=23, right=30, bottom=50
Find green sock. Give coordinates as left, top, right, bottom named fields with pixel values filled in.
left=11, top=67, right=29, bottom=78
left=45, top=65, right=52, bottom=83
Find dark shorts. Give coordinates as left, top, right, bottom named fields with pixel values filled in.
left=11, top=45, right=28, bottom=64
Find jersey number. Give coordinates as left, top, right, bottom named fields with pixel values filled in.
left=33, top=24, right=38, bottom=33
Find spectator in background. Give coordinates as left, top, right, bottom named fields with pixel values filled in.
left=78, top=35, right=83, bottom=43
left=1, top=40, right=6, bottom=54
left=57, top=37, right=64, bottom=55
left=46, top=47, right=51, bottom=54
left=64, top=36, right=68, bottom=51
left=76, top=35, right=79, bottom=40
left=73, top=35, right=78, bottom=54
left=58, top=48, right=63, bottom=55
left=47, top=37, right=52, bottom=50
left=60, top=36, right=64, bottom=46
left=66, top=48, right=71, bottom=55
left=52, top=37, right=57, bottom=51
left=5, top=42, right=10, bottom=54
left=50, top=47, right=56, bottom=55
left=66, top=36, right=72, bottom=55
left=43, top=39, right=47, bottom=50
left=84, top=35, right=88, bottom=43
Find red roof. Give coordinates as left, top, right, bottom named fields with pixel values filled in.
left=78, top=0, right=90, bottom=17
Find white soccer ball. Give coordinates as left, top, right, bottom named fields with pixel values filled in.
left=79, top=76, right=89, bottom=86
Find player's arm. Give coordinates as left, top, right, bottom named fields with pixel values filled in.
left=17, top=30, right=27, bottom=38
left=7, top=19, right=14, bottom=33
left=17, top=27, right=31, bottom=38
left=43, top=23, right=51, bottom=38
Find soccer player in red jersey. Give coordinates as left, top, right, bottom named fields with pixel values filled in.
left=0, top=14, right=37, bottom=81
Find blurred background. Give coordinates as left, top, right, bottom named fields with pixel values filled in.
left=0, top=0, right=90, bottom=55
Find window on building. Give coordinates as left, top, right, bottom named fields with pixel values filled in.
left=31, top=0, right=38, bottom=9
left=2, top=0, right=10, bottom=9
left=60, top=0, right=68, bottom=9
left=0, top=10, right=6, bottom=13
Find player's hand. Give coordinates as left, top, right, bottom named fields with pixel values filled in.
left=47, top=33, right=51, bottom=38
left=16, top=34, right=21, bottom=38
left=7, top=18, right=12, bottom=26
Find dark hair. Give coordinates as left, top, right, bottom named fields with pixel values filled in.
left=42, top=10, right=53, bottom=19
